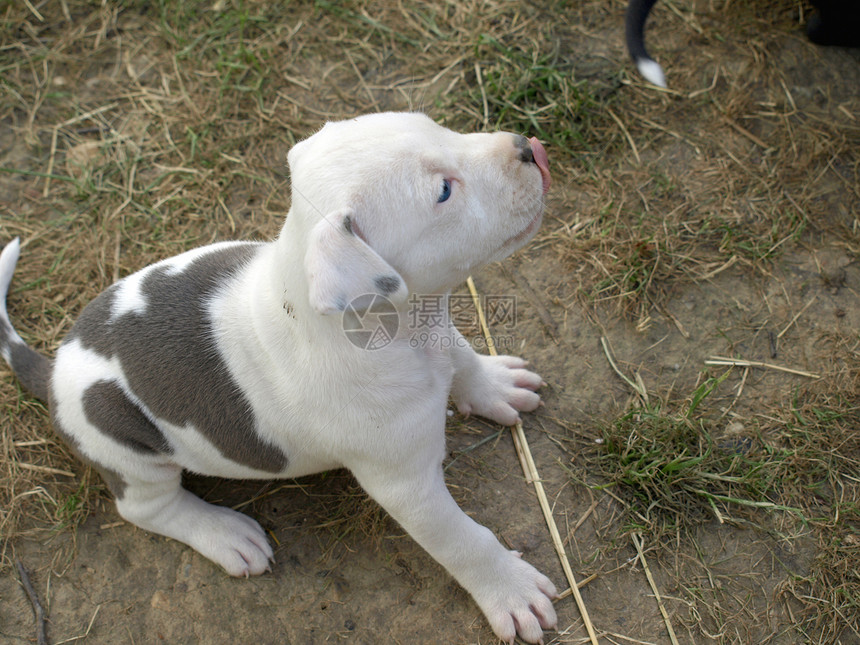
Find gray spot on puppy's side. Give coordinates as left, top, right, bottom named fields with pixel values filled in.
left=83, top=380, right=172, bottom=455
left=66, top=243, right=289, bottom=473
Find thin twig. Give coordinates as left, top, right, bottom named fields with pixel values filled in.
left=556, top=572, right=598, bottom=599
left=23, top=0, right=44, bottom=21
left=231, top=483, right=306, bottom=511
left=113, top=229, right=122, bottom=284
left=720, top=115, right=770, bottom=150
left=600, top=631, right=658, bottom=645
left=54, top=605, right=101, bottom=645
left=572, top=499, right=599, bottom=536
left=58, top=103, right=119, bottom=129
left=607, top=109, right=640, bottom=164
left=777, top=296, right=816, bottom=339
left=600, top=336, right=649, bottom=405
left=43, top=127, right=59, bottom=197
left=688, top=63, right=720, bottom=99
left=698, top=255, right=737, bottom=281
left=704, top=356, right=819, bottom=379
left=631, top=533, right=679, bottom=645
left=467, top=276, right=600, bottom=645
left=18, top=462, right=76, bottom=477
left=719, top=366, right=749, bottom=419
left=16, top=559, right=48, bottom=645
left=473, top=63, right=489, bottom=129
left=649, top=299, right=690, bottom=339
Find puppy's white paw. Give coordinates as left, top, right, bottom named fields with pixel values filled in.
left=193, top=505, right=274, bottom=577
left=454, top=355, right=543, bottom=426
left=473, top=550, right=558, bottom=644
left=120, top=490, right=274, bottom=578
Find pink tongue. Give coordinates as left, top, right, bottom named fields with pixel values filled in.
left=528, top=137, right=551, bottom=194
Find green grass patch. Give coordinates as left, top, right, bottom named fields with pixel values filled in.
left=53, top=480, right=92, bottom=533
left=580, top=376, right=856, bottom=538
left=446, top=33, right=607, bottom=151
left=593, top=407, right=806, bottom=531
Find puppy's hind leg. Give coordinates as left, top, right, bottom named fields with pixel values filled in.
left=52, top=350, right=274, bottom=577
left=115, top=468, right=274, bottom=577
left=56, top=376, right=272, bottom=577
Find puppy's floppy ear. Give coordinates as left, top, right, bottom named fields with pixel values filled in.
left=304, top=208, right=408, bottom=315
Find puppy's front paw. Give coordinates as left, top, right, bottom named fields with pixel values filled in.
left=474, top=551, right=558, bottom=644
left=454, top=355, right=543, bottom=426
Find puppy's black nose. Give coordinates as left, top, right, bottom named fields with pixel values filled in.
left=513, top=135, right=534, bottom=164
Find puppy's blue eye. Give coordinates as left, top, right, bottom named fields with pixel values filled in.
left=437, top=179, right=452, bottom=203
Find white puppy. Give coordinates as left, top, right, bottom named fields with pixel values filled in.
left=0, top=112, right=556, bottom=643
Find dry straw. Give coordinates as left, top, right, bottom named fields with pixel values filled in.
left=466, top=276, right=600, bottom=645
left=631, top=532, right=679, bottom=645
left=704, top=356, right=820, bottom=379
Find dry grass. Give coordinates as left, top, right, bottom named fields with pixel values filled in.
left=0, top=0, right=609, bottom=573
left=539, top=2, right=860, bottom=324
left=1, top=0, right=858, bottom=642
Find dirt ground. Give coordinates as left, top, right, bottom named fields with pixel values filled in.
left=1, top=1, right=858, bottom=644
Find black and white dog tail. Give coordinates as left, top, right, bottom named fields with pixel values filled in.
left=0, top=238, right=51, bottom=402
left=625, top=0, right=666, bottom=87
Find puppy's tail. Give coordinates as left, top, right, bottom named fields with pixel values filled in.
left=0, top=238, right=51, bottom=402
left=625, top=0, right=667, bottom=88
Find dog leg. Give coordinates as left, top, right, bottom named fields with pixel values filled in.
left=115, top=469, right=273, bottom=577
left=450, top=328, right=543, bottom=426
left=353, top=461, right=557, bottom=644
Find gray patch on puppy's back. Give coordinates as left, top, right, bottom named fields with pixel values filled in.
left=66, top=243, right=288, bottom=473
left=83, top=380, right=172, bottom=455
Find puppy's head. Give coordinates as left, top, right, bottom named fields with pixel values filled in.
left=289, top=112, right=550, bottom=314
